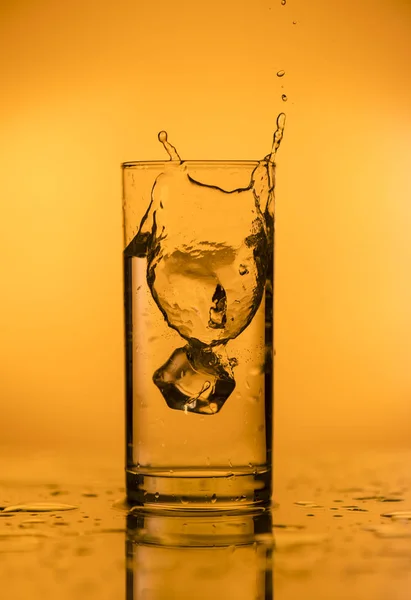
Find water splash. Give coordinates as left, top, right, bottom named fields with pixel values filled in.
left=158, top=130, right=181, bottom=161
left=268, top=113, right=286, bottom=164
left=127, top=117, right=285, bottom=414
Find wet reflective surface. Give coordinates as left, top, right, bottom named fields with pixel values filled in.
left=1, top=450, right=411, bottom=599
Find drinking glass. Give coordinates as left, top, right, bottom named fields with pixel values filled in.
left=123, top=153, right=276, bottom=511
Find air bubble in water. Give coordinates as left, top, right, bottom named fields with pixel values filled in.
left=281, top=94, right=288, bottom=102
left=277, top=70, right=285, bottom=77
left=211, top=494, right=217, bottom=504
left=281, top=0, right=286, bottom=4
left=154, top=492, right=160, bottom=500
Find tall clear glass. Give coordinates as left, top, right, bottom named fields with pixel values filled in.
left=122, top=157, right=275, bottom=511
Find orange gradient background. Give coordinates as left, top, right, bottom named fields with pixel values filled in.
left=0, top=0, right=410, bottom=465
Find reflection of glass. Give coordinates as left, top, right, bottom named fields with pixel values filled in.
left=126, top=511, right=273, bottom=600
left=123, top=116, right=285, bottom=509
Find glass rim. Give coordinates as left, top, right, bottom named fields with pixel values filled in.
left=122, top=159, right=260, bottom=169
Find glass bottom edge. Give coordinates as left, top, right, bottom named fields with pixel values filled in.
left=126, top=467, right=272, bottom=512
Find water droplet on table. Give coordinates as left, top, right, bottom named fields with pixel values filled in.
left=3, top=503, right=77, bottom=513
left=19, top=519, right=46, bottom=528
left=381, top=511, right=411, bottom=520
left=379, top=497, right=404, bottom=503
left=49, top=490, right=68, bottom=497
left=274, top=532, right=329, bottom=550
left=365, top=524, right=411, bottom=538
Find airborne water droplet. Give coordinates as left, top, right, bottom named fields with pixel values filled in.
left=277, top=70, right=285, bottom=77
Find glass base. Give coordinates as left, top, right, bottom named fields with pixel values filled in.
left=126, top=467, right=271, bottom=512
left=126, top=508, right=273, bottom=546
